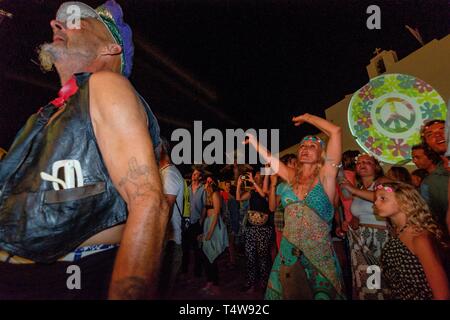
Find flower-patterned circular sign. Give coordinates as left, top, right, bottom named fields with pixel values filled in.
left=348, top=73, right=447, bottom=164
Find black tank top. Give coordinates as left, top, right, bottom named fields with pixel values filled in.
left=249, top=190, right=269, bottom=213
left=380, top=237, right=433, bottom=300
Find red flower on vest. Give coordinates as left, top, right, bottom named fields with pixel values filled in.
left=50, top=76, right=79, bottom=108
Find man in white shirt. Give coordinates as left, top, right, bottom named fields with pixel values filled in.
left=157, top=138, right=185, bottom=298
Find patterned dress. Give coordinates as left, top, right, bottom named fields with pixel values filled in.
left=380, top=238, right=433, bottom=300
left=265, top=181, right=346, bottom=300
left=244, top=191, right=273, bottom=289
left=348, top=182, right=391, bottom=300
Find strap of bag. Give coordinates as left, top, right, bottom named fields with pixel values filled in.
left=174, top=198, right=184, bottom=219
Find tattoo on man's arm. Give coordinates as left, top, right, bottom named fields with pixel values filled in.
left=119, top=157, right=155, bottom=200
left=110, top=277, right=148, bottom=299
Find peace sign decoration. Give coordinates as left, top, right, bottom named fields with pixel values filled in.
left=348, top=73, right=447, bottom=164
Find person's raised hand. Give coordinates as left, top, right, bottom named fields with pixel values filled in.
left=340, top=179, right=354, bottom=193
left=292, top=113, right=310, bottom=127
left=247, top=172, right=255, bottom=184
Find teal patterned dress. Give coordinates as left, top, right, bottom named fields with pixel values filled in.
left=265, top=181, right=346, bottom=300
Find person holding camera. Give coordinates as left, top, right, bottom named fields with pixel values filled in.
left=236, top=171, right=273, bottom=294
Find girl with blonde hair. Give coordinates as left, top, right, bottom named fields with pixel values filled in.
left=375, top=182, right=449, bottom=300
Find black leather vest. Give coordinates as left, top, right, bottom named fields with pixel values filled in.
left=0, top=73, right=161, bottom=263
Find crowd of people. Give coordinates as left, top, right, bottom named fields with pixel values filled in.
left=0, top=0, right=449, bottom=300
left=156, top=112, right=450, bottom=300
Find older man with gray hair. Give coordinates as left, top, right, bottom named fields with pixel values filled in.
left=0, top=1, right=168, bottom=299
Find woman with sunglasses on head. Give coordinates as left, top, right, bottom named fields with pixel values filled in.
left=375, top=182, right=449, bottom=300
left=245, top=113, right=346, bottom=300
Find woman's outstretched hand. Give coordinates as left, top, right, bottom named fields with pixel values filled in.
left=292, top=113, right=310, bottom=126
left=340, top=179, right=356, bottom=194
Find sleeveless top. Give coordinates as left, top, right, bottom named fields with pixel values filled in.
left=350, top=182, right=387, bottom=226
left=380, top=237, right=433, bottom=300
left=249, top=190, right=269, bottom=213
left=0, top=73, right=161, bottom=263
left=205, top=192, right=214, bottom=210
left=278, top=180, right=334, bottom=224
left=278, top=180, right=344, bottom=295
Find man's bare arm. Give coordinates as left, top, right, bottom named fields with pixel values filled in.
left=89, top=71, right=169, bottom=299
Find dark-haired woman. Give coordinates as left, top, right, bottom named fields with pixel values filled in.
left=386, top=166, right=412, bottom=185
left=199, top=177, right=228, bottom=295
left=236, top=171, right=273, bottom=294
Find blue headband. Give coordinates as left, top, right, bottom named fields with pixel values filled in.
left=300, top=136, right=325, bottom=148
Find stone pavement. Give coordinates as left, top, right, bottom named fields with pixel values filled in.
left=170, top=250, right=265, bottom=300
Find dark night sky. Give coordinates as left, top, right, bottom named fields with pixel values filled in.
left=0, top=0, right=449, bottom=155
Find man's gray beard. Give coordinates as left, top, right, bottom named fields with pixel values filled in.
left=38, top=42, right=59, bottom=72
left=37, top=42, right=97, bottom=73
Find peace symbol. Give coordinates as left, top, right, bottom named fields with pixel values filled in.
left=374, top=97, right=416, bottom=134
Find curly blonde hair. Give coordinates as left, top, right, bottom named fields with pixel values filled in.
left=381, top=182, right=447, bottom=248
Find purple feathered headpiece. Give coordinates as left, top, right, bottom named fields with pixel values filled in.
left=56, top=1, right=134, bottom=77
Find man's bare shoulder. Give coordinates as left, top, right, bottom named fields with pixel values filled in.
left=90, top=70, right=130, bottom=88
left=89, top=71, right=142, bottom=116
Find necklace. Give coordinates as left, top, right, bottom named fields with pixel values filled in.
left=295, top=176, right=316, bottom=218
left=298, top=176, right=315, bottom=200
